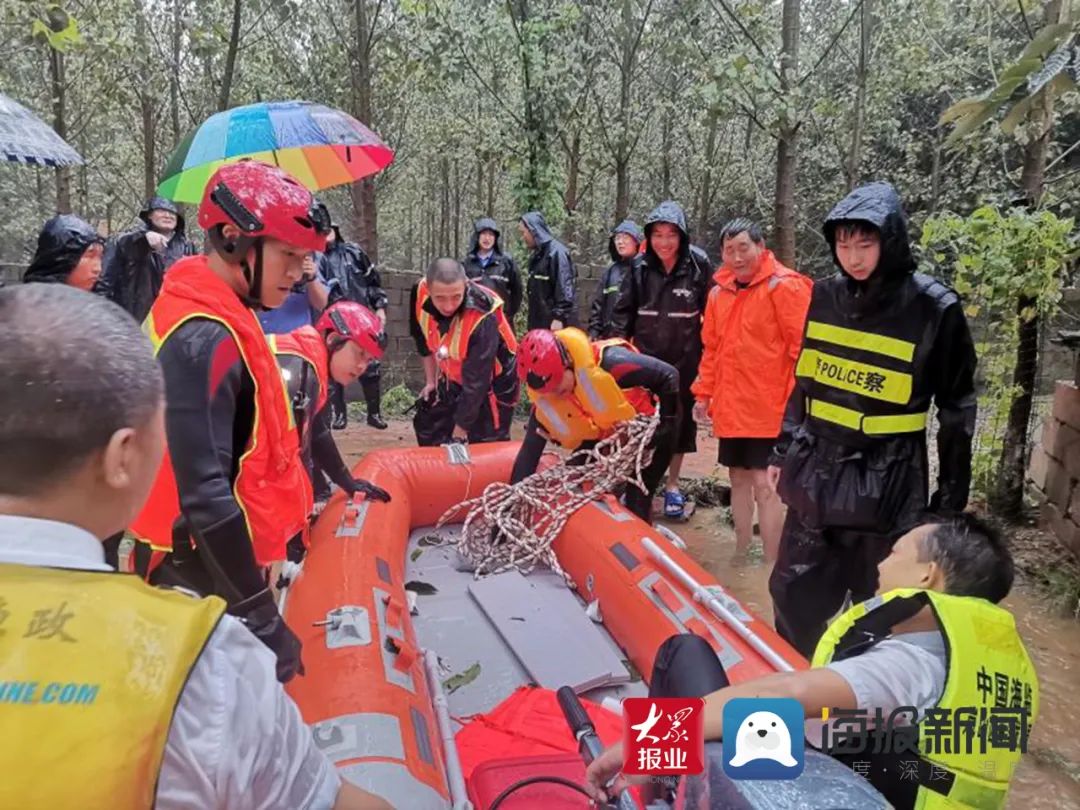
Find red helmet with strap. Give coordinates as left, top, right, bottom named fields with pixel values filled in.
left=197, top=160, right=330, bottom=308
left=316, top=301, right=385, bottom=358
left=198, top=160, right=329, bottom=253
left=517, top=329, right=569, bottom=393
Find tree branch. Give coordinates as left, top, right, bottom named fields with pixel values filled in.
left=798, top=0, right=863, bottom=86
left=705, top=0, right=779, bottom=79
left=1018, top=0, right=1034, bottom=39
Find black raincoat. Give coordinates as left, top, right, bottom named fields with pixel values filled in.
left=521, top=211, right=578, bottom=330
left=768, top=181, right=978, bottom=657
left=23, top=215, right=103, bottom=285
left=100, top=196, right=195, bottom=322
left=463, top=217, right=522, bottom=321
left=319, top=226, right=387, bottom=312
left=588, top=219, right=642, bottom=339
left=609, top=202, right=711, bottom=388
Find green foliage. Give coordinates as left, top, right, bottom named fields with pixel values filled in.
left=920, top=206, right=1076, bottom=493
left=381, top=383, right=418, bottom=416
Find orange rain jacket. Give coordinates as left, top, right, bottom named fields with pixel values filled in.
left=691, top=249, right=812, bottom=438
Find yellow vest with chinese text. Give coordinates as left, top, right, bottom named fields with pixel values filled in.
left=0, top=562, right=225, bottom=809
left=527, top=327, right=654, bottom=450
left=812, top=588, right=1039, bottom=809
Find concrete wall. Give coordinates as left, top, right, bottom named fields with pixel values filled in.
left=1027, top=381, right=1080, bottom=558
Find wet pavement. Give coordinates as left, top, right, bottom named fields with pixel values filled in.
left=337, top=418, right=1080, bottom=808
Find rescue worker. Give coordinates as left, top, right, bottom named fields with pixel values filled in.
left=587, top=219, right=642, bottom=339
left=609, top=201, right=712, bottom=519
left=585, top=513, right=1039, bottom=810
left=510, top=327, right=680, bottom=522
left=129, top=160, right=331, bottom=684
left=691, top=218, right=812, bottom=563
left=0, top=284, right=391, bottom=809
left=408, top=258, right=519, bottom=445
left=22, top=214, right=105, bottom=292
left=319, top=214, right=389, bottom=430
left=768, top=181, right=978, bottom=657
left=519, top=211, right=578, bottom=331
left=271, top=301, right=392, bottom=524
left=463, top=216, right=523, bottom=323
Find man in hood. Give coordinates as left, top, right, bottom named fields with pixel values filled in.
left=519, top=211, right=578, bottom=331
left=100, top=196, right=195, bottom=323
left=767, top=181, right=978, bottom=657
left=318, top=219, right=389, bottom=430
left=463, top=217, right=522, bottom=322
left=610, top=201, right=712, bottom=519
left=23, top=214, right=105, bottom=292
left=588, top=219, right=642, bottom=339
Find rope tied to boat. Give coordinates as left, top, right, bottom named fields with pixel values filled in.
left=436, top=414, right=660, bottom=582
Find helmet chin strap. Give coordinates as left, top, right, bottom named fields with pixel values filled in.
left=238, top=238, right=266, bottom=309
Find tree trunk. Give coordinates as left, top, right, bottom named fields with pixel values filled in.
left=136, top=1, right=156, bottom=198
left=439, top=156, right=450, bottom=255
left=696, top=106, right=720, bottom=236
left=475, top=150, right=484, bottom=215
left=661, top=115, right=672, bottom=199
left=511, top=0, right=554, bottom=213
left=773, top=0, right=801, bottom=267
left=217, top=0, right=242, bottom=111
left=564, top=130, right=580, bottom=248
left=845, top=0, right=870, bottom=189
left=453, top=158, right=461, bottom=258
left=486, top=157, right=496, bottom=216
left=171, top=0, right=183, bottom=145
left=351, top=0, right=379, bottom=260
left=993, top=10, right=1058, bottom=518
left=48, top=46, right=71, bottom=212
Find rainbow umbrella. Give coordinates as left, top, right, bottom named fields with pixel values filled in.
left=157, top=100, right=394, bottom=203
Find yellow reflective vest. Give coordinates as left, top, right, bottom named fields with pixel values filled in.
left=0, top=562, right=225, bottom=809
left=812, top=588, right=1039, bottom=809
left=527, top=327, right=652, bottom=449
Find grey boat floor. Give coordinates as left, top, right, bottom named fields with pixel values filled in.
left=404, top=524, right=647, bottom=721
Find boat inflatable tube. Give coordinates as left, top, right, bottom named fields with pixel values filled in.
left=283, top=443, right=807, bottom=807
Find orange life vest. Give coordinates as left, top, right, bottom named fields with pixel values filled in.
left=270, top=325, right=330, bottom=415
left=129, top=256, right=311, bottom=567
left=415, top=279, right=518, bottom=385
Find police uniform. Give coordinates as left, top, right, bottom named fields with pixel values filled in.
left=770, top=183, right=978, bottom=657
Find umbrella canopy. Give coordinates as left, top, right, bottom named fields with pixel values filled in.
left=158, top=100, right=394, bottom=203
left=0, top=92, right=84, bottom=167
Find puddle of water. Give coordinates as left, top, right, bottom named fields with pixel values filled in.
left=669, top=507, right=1080, bottom=809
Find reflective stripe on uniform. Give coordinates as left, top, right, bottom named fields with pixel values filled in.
left=808, top=398, right=927, bottom=435
left=667, top=310, right=700, bottom=319
left=806, top=320, right=916, bottom=362
left=797, top=348, right=912, bottom=404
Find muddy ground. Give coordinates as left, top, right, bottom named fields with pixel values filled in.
left=336, top=417, right=1080, bottom=808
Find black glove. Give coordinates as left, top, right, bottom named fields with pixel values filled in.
left=232, top=589, right=304, bottom=683
left=350, top=478, right=391, bottom=503
left=286, top=531, right=306, bottom=564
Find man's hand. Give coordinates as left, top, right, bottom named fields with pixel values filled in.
left=351, top=478, right=391, bottom=503
left=146, top=231, right=169, bottom=252
left=766, top=465, right=782, bottom=494
left=551, top=320, right=563, bottom=330
left=451, top=424, right=468, bottom=441
left=693, top=398, right=710, bottom=424
left=234, top=590, right=304, bottom=683
left=419, top=382, right=437, bottom=402
left=583, top=741, right=630, bottom=804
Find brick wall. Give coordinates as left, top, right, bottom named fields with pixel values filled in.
left=1027, top=381, right=1080, bottom=558
left=374, top=265, right=606, bottom=392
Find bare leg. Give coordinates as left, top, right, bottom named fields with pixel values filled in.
left=729, top=467, right=755, bottom=555
left=751, top=468, right=785, bottom=563
left=665, top=453, right=685, bottom=491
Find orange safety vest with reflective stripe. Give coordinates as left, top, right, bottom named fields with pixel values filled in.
left=415, top=279, right=518, bottom=385
left=269, top=325, right=330, bottom=415
left=129, top=256, right=311, bottom=567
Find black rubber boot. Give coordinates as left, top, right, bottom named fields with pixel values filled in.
left=367, top=413, right=388, bottom=430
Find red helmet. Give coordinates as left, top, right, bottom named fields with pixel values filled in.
left=517, top=329, right=569, bottom=393
left=198, top=160, right=329, bottom=255
left=316, top=301, right=385, bottom=358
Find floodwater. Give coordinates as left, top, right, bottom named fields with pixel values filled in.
left=338, top=420, right=1080, bottom=808
left=667, top=507, right=1080, bottom=809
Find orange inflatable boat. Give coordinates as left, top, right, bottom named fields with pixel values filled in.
left=282, top=443, right=807, bottom=808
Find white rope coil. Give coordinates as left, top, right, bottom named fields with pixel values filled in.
left=437, top=414, right=660, bottom=582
